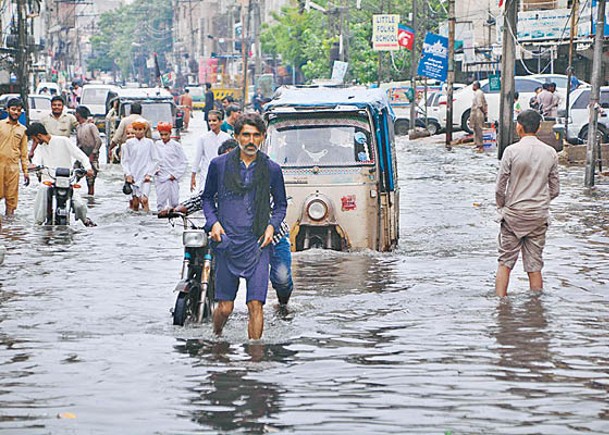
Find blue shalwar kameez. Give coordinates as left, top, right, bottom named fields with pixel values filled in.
left=202, top=151, right=287, bottom=304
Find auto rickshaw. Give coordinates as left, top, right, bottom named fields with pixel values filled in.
left=264, top=86, right=399, bottom=252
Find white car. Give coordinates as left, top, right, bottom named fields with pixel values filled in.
left=35, top=82, right=61, bottom=96
left=557, top=86, right=609, bottom=144
left=0, top=93, right=52, bottom=122
left=441, top=76, right=559, bottom=133
left=529, top=74, right=590, bottom=90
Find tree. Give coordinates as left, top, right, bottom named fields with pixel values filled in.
left=89, top=0, right=173, bottom=82
left=260, top=0, right=447, bottom=84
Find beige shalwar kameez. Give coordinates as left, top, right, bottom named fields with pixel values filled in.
left=495, top=135, right=560, bottom=272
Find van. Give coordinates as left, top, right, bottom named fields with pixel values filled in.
left=80, top=84, right=120, bottom=131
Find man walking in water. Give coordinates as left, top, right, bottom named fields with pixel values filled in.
left=495, top=110, right=560, bottom=297
left=202, top=113, right=287, bottom=339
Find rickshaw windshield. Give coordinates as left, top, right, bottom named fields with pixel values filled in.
left=266, top=116, right=374, bottom=167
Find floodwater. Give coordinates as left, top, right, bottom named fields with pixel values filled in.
left=1, top=124, right=608, bottom=434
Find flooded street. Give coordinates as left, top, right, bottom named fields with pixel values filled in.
left=1, top=123, right=608, bottom=434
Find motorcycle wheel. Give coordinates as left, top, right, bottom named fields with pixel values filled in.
left=201, top=283, right=215, bottom=320
left=56, top=213, right=67, bottom=226
left=173, top=293, right=187, bottom=326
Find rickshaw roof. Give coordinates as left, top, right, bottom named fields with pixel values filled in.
left=265, top=86, right=392, bottom=113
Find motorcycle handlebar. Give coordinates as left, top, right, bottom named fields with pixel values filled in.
left=157, top=211, right=185, bottom=219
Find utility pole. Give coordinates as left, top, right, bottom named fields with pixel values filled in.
left=565, top=0, right=579, bottom=141
left=254, top=0, right=262, bottom=80
left=497, top=0, right=517, bottom=160
left=240, top=0, right=250, bottom=110
left=408, top=0, right=417, bottom=137
left=445, top=0, right=455, bottom=149
left=16, top=0, right=29, bottom=123
left=585, top=0, right=606, bottom=187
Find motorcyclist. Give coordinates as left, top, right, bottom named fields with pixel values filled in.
left=26, top=122, right=96, bottom=227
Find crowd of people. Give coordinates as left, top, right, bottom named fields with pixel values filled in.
left=0, top=93, right=293, bottom=340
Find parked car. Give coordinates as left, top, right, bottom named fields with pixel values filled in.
left=0, top=93, right=52, bottom=123
left=80, top=84, right=120, bottom=132
left=529, top=74, right=590, bottom=90
left=555, top=86, right=609, bottom=144
left=441, top=76, right=560, bottom=133
left=393, top=106, right=442, bottom=136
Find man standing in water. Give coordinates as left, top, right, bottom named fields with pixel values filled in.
left=470, top=81, right=487, bottom=152
left=202, top=113, right=287, bottom=339
left=495, top=110, right=560, bottom=297
left=0, top=98, right=29, bottom=216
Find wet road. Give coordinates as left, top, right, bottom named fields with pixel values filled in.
left=1, top=123, right=608, bottom=434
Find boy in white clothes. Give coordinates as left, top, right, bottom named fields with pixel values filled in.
left=155, top=122, right=188, bottom=211
left=190, top=110, right=231, bottom=192
left=121, top=118, right=159, bottom=212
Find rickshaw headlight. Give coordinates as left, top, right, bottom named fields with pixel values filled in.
left=183, top=230, right=208, bottom=248
left=307, top=200, right=328, bottom=221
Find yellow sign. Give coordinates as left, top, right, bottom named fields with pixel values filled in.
left=372, top=14, right=400, bottom=51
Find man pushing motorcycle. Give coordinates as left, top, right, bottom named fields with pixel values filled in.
left=26, top=123, right=96, bottom=227
left=203, top=113, right=287, bottom=339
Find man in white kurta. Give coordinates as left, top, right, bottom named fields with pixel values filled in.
left=190, top=110, right=230, bottom=192
left=121, top=119, right=159, bottom=212
left=26, top=123, right=94, bottom=226
left=155, top=123, right=188, bottom=211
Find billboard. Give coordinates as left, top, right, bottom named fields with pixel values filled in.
left=372, top=14, right=400, bottom=51
left=417, top=33, right=449, bottom=82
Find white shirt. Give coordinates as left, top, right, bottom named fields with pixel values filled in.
left=121, top=137, right=160, bottom=187
left=32, top=135, right=92, bottom=182
left=192, top=130, right=231, bottom=182
left=155, top=139, right=188, bottom=182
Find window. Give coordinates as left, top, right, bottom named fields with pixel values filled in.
left=32, top=97, right=50, bottom=110
left=266, top=123, right=374, bottom=166
left=572, top=91, right=590, bottom=110
left=81, top=88, right=110, bottom=105
left=515, top=79, right=543, bottom=93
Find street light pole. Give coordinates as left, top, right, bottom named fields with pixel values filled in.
left=497, top=0, right=517, bottom=160
left=445, top=0, right=455, bottom=149
left=585, top=0, right=606, bottom=187
left=408, top=0, right=417, bottom=137
left=16, top=0, right=29, bottom=123
left=565, top=0, right=579, bottom=143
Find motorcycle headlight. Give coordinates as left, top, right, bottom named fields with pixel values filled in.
left=307, top=200, right=328, bottom=221
left=55, top=177, right=70, bottom=189
left=183, top=230, right=207, bottom=248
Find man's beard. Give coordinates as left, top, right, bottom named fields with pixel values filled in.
left=240, top=142, right=258, bottom=156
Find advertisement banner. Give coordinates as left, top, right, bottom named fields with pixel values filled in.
left=372, top=14, right=400, bottom=51
left=397, top=24, right=415, bottom=50
left=417, top=33, right=449, bottom=82
left=331, top=61, right=349, bottom=82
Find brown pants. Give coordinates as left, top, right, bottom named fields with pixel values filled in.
left=0, top=163, right=20, bottom=211
left=498, top=220, right=548, bottom=272
left=470, top=109, right=484, bottom=146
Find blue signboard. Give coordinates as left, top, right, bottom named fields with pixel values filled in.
left=417, top=33, right=449, bottom=82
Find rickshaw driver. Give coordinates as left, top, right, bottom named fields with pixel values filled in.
left=202, top=113, right=287, bottom=340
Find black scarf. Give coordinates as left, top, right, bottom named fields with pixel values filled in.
left=223, top=147, right=270, bottom=238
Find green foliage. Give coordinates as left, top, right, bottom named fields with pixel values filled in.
left=89, top=0, right=172, bottom=80
left=260, top=0, right=447, bottom=84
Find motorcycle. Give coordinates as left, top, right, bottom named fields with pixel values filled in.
left=160, top=212, right=215, bottom=326
left=33, top=166, right=87, bottom=226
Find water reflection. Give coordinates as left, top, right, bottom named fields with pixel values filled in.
left=174, top=339, right=295, bottom=433
left=492, top=295, right=556, bottom=388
